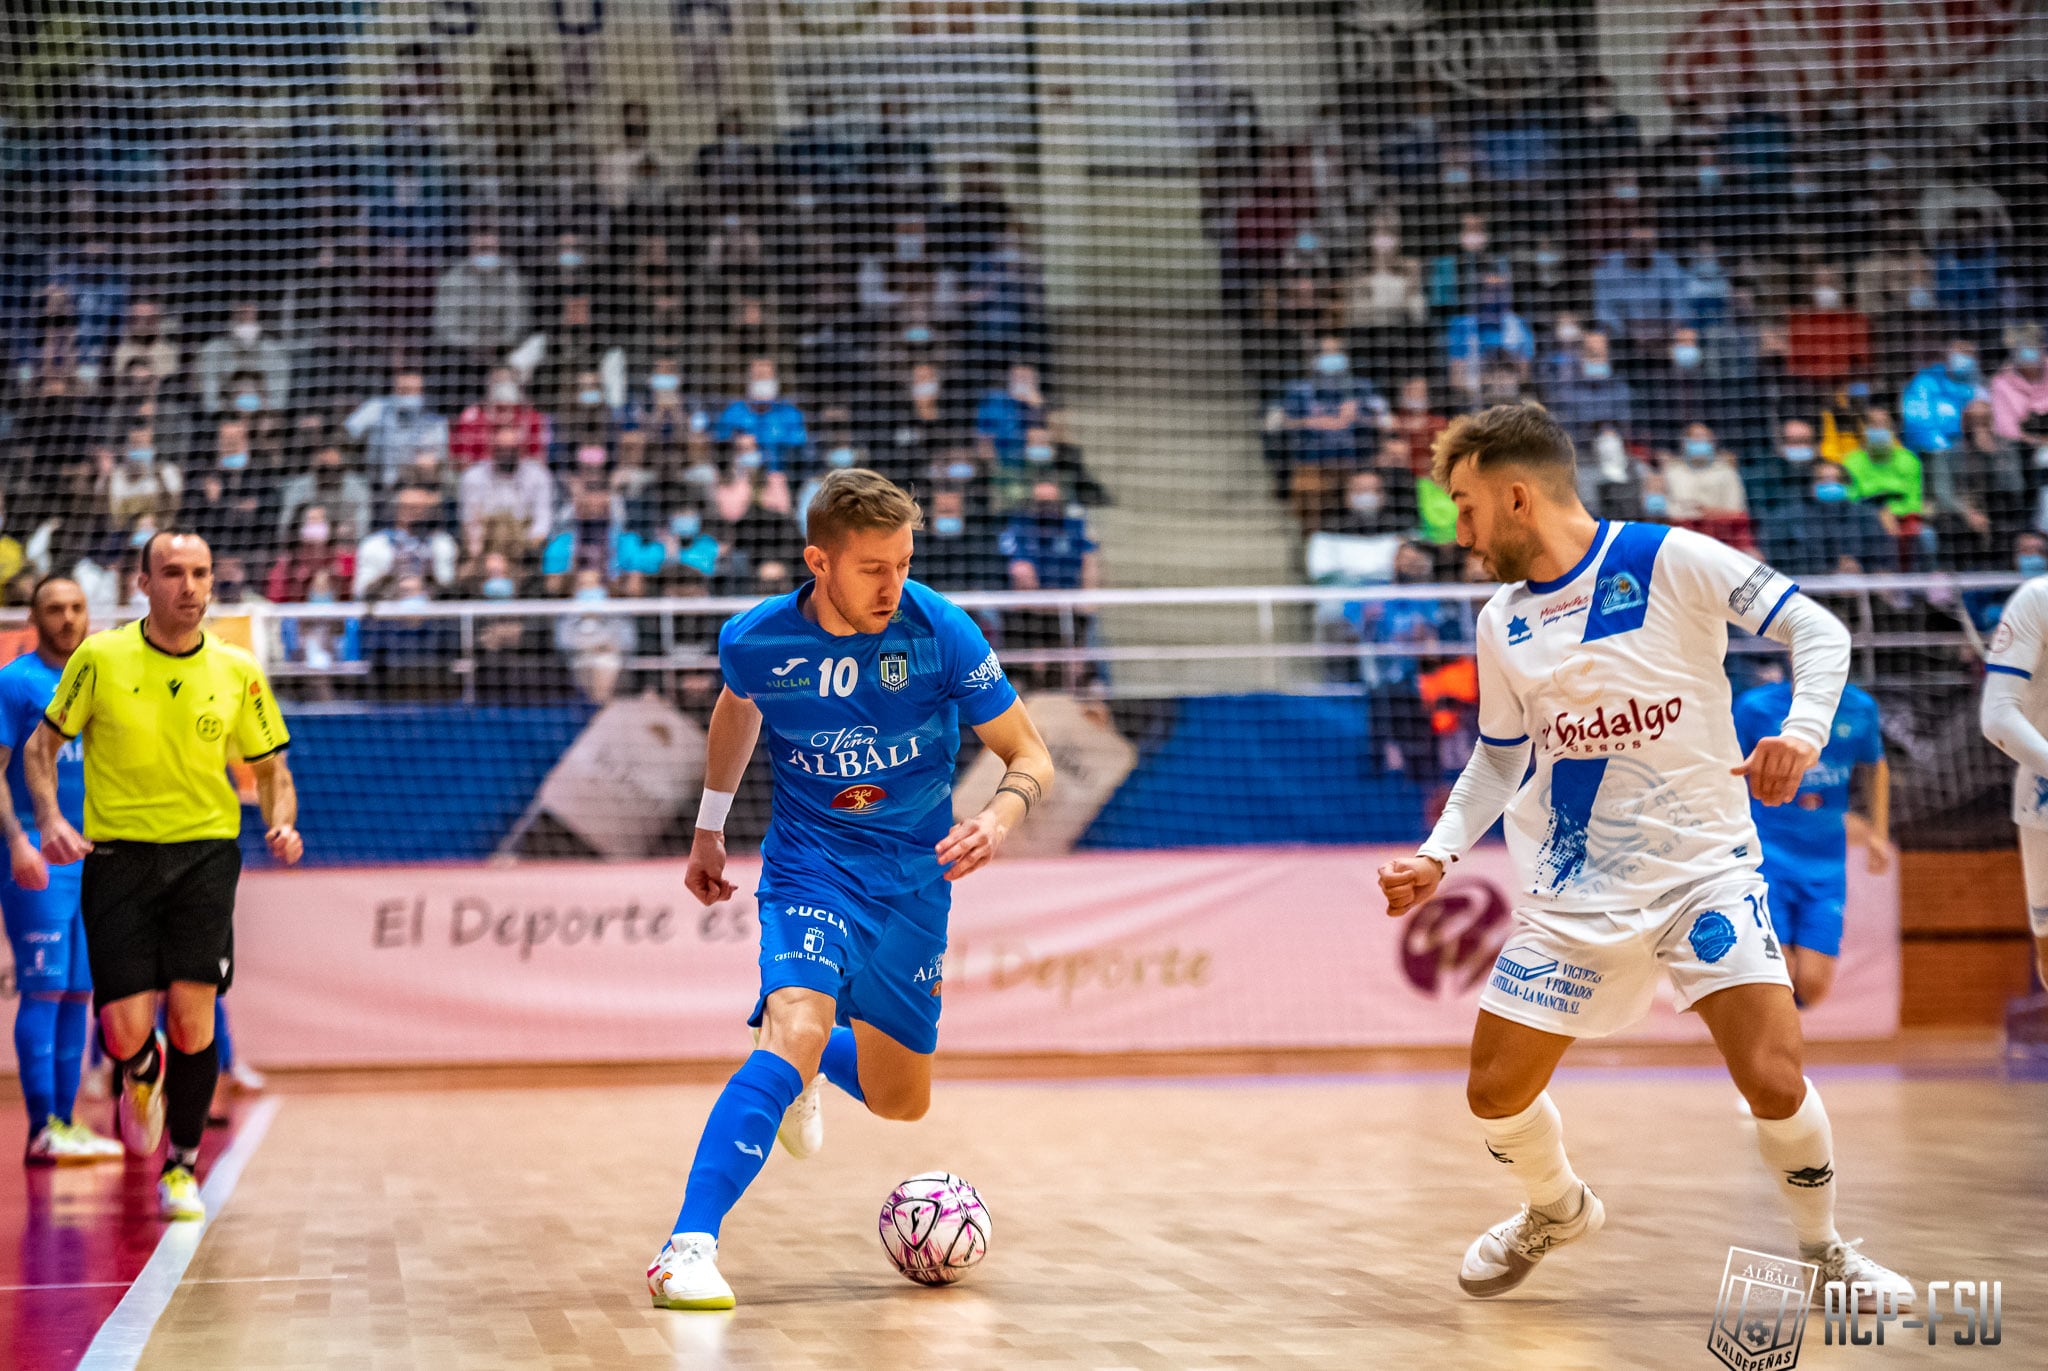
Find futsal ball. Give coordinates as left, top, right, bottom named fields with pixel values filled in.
left=878, top=1171, right=991, bottom=1285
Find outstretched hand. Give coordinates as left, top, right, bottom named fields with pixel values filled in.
left=1731, top=735, right=1818, bottom=806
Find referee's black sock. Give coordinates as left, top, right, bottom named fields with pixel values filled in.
left=120, top=1037, right=162, bottom=1087
left=164, top=1042, right=219, bottom=1160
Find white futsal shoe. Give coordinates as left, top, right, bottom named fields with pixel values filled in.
left=24, top=1118, right=98, bottom=1166
left=117, top=1031, right=168, bottom=1156
left=60, top=1119, right=124, bottom=1160
left=1808, top=1238, right=1914, bottom=1310
left=648, top=1233, right=735, bottom=1311
left=1459, top=1183, right=1606, bottom=1298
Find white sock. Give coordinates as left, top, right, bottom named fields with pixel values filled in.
left=1752, top=1076, right=1841, bottom=1253
left=1476, top=1091, right=1583, bottom=1213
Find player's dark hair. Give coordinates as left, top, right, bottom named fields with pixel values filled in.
left=28, top=574, right=79, bottom=609
left=1430, top=402, right=1578, bottom=497
left=806, top=469, right=923, bottom=551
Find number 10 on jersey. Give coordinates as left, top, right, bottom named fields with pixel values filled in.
left=818, top=657, right=860, bottom=698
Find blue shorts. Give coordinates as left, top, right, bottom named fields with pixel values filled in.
left=750, top=867, right=951, bottom=1056
left=1759, top=861, right=1845, bottom=958
left=2, top=858, right=90, bottom=996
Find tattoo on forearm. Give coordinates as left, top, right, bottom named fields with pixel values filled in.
left=996, top=770, right=1042, bottom=814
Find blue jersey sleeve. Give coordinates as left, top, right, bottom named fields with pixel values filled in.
left=941, top=606, right=1017, bottom=727
left=717, top=617, right=751, bottom=699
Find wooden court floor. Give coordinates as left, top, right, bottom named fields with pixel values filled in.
left=121, top=1057, right=2045, bottom=1370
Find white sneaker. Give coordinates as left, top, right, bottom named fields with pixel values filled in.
left=158, top=1165, right=205, bottom=1222
left=117, top=1032, right=167, bottom=1157
left=59, top=1119, right=125, bottom=1161
left=24, top=1117, right=98, bottom=1166
left=1808, top=1238, right=1914, bottom=1310
left=1459, top=1184, right=1606, bottom=1298
left=777, top=1072, right=825, bottom=1159
left=228, top=1061, right=267, bottom=1092
left=648, top=1233, right=735, bottom=1310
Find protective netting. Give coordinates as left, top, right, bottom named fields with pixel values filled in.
left=3, top=2, right=2046, bottom=858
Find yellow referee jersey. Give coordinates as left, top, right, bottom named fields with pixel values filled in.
left=44, top=620, right=291, bottom=843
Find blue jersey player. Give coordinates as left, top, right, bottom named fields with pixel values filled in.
left=1, top=577, right=119, bottom=1164
left=649, top=470, right=1056, bottom=1310
left=1734, top=674, right=1890, bottom=1007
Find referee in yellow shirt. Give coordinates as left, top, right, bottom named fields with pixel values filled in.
left=26, top=532, right=303, bottom=1222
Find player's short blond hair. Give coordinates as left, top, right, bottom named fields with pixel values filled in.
left=805, top=469, right=923, bottom=550
left=1430, top=402, right=1577, bottom=497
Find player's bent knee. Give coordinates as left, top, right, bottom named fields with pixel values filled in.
left=865, top=1084, right=931, bottom=1122
left=1466, top=1074, right=1540, bottom=1120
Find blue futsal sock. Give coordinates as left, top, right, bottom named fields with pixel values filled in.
left=52, top=996, right=90, bottom=1123
left=672, top=1050, right=804, bottom=1239
left=13, top=995, right=60, bottom=1126
left=819, top=1026, right=865, bottom=1103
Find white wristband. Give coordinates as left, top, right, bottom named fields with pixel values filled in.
left=695, top=788, right=736, bottom=833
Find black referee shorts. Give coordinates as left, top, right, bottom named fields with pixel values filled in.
left=80, top=839, right=241, bottom=1010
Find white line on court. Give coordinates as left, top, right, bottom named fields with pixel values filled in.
left=74, top=1094, right=282, bottom=1371
left=4, top=1273, right=348, bottom=1293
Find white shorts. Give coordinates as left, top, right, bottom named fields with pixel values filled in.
left=2020, top=827, right=2048, bottom=937
left=1477, top=871, right=1793, bottom=1039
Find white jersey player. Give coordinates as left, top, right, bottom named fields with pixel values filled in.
left=1976, top=574, right=2048, bottom=986
left=1376, top=404, right=1911, bottom=1307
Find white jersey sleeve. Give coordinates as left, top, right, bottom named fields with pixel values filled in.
left=1987, top=578, right=2048, bottom=681
left=1656, top=526, right=1801, bottom=637
left=1475, top=598, right=1528, bottom=745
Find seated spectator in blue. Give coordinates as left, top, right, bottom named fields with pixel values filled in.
left=1741, top=418, right=1822, bottom=530
left=644, top=503, right=723, bottom=580
left=361, top=575, right=462, bottom=698
left=713, top=356, right=807, bottom=471
left=1760, top=460, right=1898, bottom=575
left=1548, top=330, right=1635, bottom=449
left=963, top=227, right=1039, bottom=370
left=976, top=361, right=1048, bottom=466
left=540, top=476, right=626, bottom=591
left=1593, top=226, right=1690, bottom=363
left=42, top=233, right=125, bottom=374
left=623, top=356, right=707, bottom=451
left=1272, top=336, right=1386, bottom=529
left=1444, top=268, right=1536, bottom=405
left=1427, top=214, right=1500, bottom=313
left=553, top=368, right=624, bottom=458
left=920, top=487, right=1009, bottom=592
left=1357, top=541, right=1465, bottom=784
left=277, top=567, right=361, bottom=673
left=1001, top=480, right=1100, bottom=592
left=346, top=366, right=449, bottom=487
left=1933, top=208, right=2004, bottom=333
left=1900, top=336, right=1987, bottom=455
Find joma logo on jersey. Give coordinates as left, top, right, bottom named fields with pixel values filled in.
left=1541, top=695, right=1684, bottom=753
left=831, top=783, right=887, bottom=812
left=789, top=725, right=925, bottom=778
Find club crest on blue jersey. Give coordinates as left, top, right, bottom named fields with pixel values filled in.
left=1597, top=570, right=1645, bottom=615
left=1688, top=910, right=1738, bottom=964
left=880, top=650, right=909, bottom=691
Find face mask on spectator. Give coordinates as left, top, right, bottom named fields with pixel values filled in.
left=904, top=325, right=934, bottom=345
left=1025, top=442, right=1055, bottom=463
left=482, top=576, right=517, bottom=599
left=1458, top=229, right=1486, bottom=252
left=1789, top=179, right=1818, bottom=199
left=1907, top=286, right=1935, bottom=311
left=232, top=321, right=261, bottom=346
left=557, top=250, right=584, bottom=269
left=472, top=252, right=502, bottom=270
left=1782, top=443, right=1815, bottom=463
left=1315, top=351, right=1350, bottom=376
left=578, top=444, right=607, bottom=467
left=1349, top=491, right=1383, bottom=517
left=1534, top=248, right=1562, bottom=270
left=895, top=234, right=925, bottom=261
left=130, top=526, right=154, bottom=547
left=491, top=380, right=522, bottom=406
left=1582, top=358, right=1612, bottom=380
left=575, top=584, right=608, bottom=602
left=2019, top=347, right=2043, bottom=367
left=735, top=446, right=763, bottom=470
left=1642, top=491, right=1668, bottom=516
left=827, top=445, right=858, bottom=468
left=686, top=461, right=719, bottom=486
left=1008, top=377, right=1037, bottom=401
left=233, top=391, right=262, bottom=413
left=946, top=460, right=977, bottom=482
left=690, top=410, right=710, bottom=433
left=1671, top=343, right=1703, bottom=369
left=1371, top=233, right=1399, bottom=255
left=392, top=392, right=423, bottom=415
left=1555, top=320, right=1582, bottom=345
left=1443, top=166, right=1472, bottom=187
left=650, top=373, right=681, bottom=394
left=747, top=378, right=779, bottom=404
left=1948, top=351, right=1977, bottom=378
left=1612, top=183, right=1640, bottom=201
left=1296, top=230, right=1319, bottom=254
left=1812, top=286, right=1843, bottom=310
left=671, top=513, right=702, bottom=540
left=1865, top=427, right=1894, bottom=451
left=912, top=379, right=941, bottom=400
left=1813, top=482, right=1849, bottom=503
left=933, top=514, right=965, bottom=538
left=1682, top=438, right=1716, bottom=462
left=2021, top=553, right=2048, bottom=577
left=127, top=445, right=154, bottom=464
left=307, top=587, right=337, bottom=605
left=220, top=450, right=250, bottom=471
left=1697, top=165, right=1722, bottom=189
left=301, top=519, right=330, bottom=544
left=578, top=387, right=604, bottom=406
